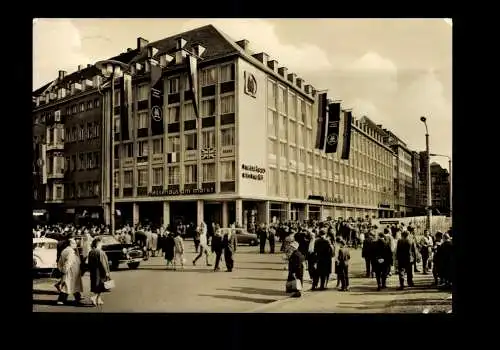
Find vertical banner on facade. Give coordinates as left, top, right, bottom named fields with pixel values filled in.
left=150, top=63, right=164, bottom=136
left=187, top=55, right=200, bottom=119
left=41, top=144, right=47, bottom=184
left=324, top=102, right=341, bottom=153
left=315, top=92, right=328, bottom=150
left=341, top=110, right=353, bottom=160
left=120, top=73, right=133, bottom=140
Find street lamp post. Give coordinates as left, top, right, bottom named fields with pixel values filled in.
left=420, top=116, right=432, bottom=233
left=96, top=60, right=130, bottom=235
left=430, top=153, right=452, bottom=221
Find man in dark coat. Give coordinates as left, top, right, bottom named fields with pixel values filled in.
left=222, top=228, right=238, bottom=272
left=362, top=233, right=375, bottom=278
left=438, top=233, right=452, bottom=289
left=294, top=229, right=309, bottom=258
left=211, top=229, right=224, bottom=272
left=313, top=230, right=334, bottom=290
left=372, top=232, right=393, bottom=290
left=396, top=230, right=415, bottom=290
left=258, top=224, right=267, bottom=254
left=287, top=241, right=305, bottom=298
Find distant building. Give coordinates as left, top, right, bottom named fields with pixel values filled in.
left=418, top=154, right=450, bottom=215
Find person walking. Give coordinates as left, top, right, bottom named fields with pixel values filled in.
left=313, top=229, right=334, bottom=290
left=420, top=230, right=433, bottom=274
left=173, top=232, right=185, bottom=270
left=396, top=230, right=415, bottom=290
left=222, top=227, right=238, bottom=272
left=362, top=232, right=375, bottom=278
left=337, top=239, right=351, bottom=291
left=268, top=225, right=276, bottom=254
left=211, top=228, right=224, bottom=272
left=56, top=238, right=84, bottom=305
left=372, top=232, right=393, bottom=291
left=287, top=241, right=305, bottom=298
left=164, top=232, right=175, bottom=270
left=258, top=224, right=267, bottom=254
left=87, top=237, right=111, bottom=306
left=193, top=223, right=212, bottom=267
left=307, top=230, right=317, bottom=288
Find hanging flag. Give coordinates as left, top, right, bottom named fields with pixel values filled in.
left=341, top=110, right=353, bottom=160
left=315, top=93, right=328, bottom=150
left=120, top=73, right=133, bottom=140
left=150, top=63, right=164, bottom=136
left=187, top=55, right=200, bottom=119
left=324, top=102, right=341, bottom=154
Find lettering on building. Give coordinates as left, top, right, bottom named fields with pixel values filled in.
left=308, top=195, right=343, bottom=204
left=148, top=186, right=215, bottom=197
left=241, top=164, right=265, bottom=181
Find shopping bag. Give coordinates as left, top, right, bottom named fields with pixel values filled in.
left=104, top=279, right=115, bottom=290
left=285, top=278, right=302, bottom=293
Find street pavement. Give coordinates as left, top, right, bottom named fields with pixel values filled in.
left=33, top=241, right=451, bottom=313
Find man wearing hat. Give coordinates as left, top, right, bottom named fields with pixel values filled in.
left=372, top=232, right=393, bottom=291
left=287, top=240, right=305, bottom=297
left=336, top=238, right=351, bottom=291
left=438, top=232, right=452, bottom=289
left=313, top=229, right=334, bottom=290
left=395, top=230, right=415, bottom=290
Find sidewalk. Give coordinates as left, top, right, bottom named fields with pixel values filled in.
left=250, top=251, right=452, bottom=313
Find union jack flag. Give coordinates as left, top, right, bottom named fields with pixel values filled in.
left=201, top=147, right=216, bottom=160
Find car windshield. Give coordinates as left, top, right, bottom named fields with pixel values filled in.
left=33, top=242, right=57, bottom=249
left=99, top=235, right=120, bottom=245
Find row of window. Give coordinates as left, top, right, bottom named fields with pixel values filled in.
left=165, top=95, right=235, bottom=123
left=65, top=122, right=101, bottom=143
left=115, top=128, right=235, bottom=158
left=65, top=181, right=100, bottom=199
left=65, top=152, right=100, bottom=172
left=268, top=80, right=313, bottom=126
left=115, top=161, right=236, bottom=187
left=65, top=99, right=100, bottom=116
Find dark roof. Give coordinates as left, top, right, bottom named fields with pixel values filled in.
left=33, top=49, right=139, bottom=96
left=131, top=24, right=239, bottom=65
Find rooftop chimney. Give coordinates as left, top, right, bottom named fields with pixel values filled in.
left=58, top=70, right=67, bottom=80
left=78, top=64, right=85, bottom=71
left=253, top=52, right=269, bottom=65
left=376, top=124, right=382, bottom=128
left=87, top=64, right=92, bottom=68
left=137, top=37, right=149, bottom=50
left=176, top=37, right=187, bottom=50
left=147, top=46, right=159, bottom=58
left=287, top=73, right=297, bottom=84
left=304, top=84, right=312, bottom=94
left=278, top=66, right=288, bottom=77
left=267, top=60, right=279, bottom=72
left=159, top=54, right=174, bottom=67
left=235, top=39, right=249, bottom=51
left=127, top=48, right=133, bottom=52
left=193, top=44, right=206, bottom=57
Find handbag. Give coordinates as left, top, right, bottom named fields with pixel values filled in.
left=285, top=278, right=302, bottom=293
left=104, top=279, right=115, bottom=290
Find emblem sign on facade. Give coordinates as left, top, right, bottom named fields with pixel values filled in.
left=201, top=147, right=216, bottom=160
left=327, top=133, right=338, bottom=146
left=151, top=106, right=162, bottom=122
left=244, top=71, right=257, bottom=98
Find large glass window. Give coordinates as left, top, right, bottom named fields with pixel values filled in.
left=220, top=161, right=235, bottom=181
left=185, top=165, right=197, bottom=184
left=202, top=163, right=216, bottom=182
left=168, top=166, right=179, bottom=185
left=220, top=127, right=235, bottom=146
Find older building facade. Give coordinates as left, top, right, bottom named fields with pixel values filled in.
left=98, top=25, right=397, bottom=230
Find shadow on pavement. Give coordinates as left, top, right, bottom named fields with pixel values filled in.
left=237, top=267, right=285, bottom=271
left=233, top=277, right=284, bottom=282
left=218, top=287, right=284, bottom=297
left=32, top=298, right=59, bottom=306
left=336, top=300, right=389, bottom=312
left=245, top=261, right=283, bottom=265
left=32, top=289, right=59, bottom=296
left=198, top=294, right=275, bottom=304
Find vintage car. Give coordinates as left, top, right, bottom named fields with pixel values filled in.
left=94, top=234, right=144, bottom=270
left=220, top=228, right=259, bottom=246
left=33, top=237, right=58, bottom=276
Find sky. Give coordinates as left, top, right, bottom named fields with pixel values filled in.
left=33, top=18, right=452, bottom=169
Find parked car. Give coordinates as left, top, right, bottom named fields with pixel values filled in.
left=93, top=234, right=144, bottom=270
left=220, top=228, right=259, bottom=246
left=33, top=237, right=58, bottom=277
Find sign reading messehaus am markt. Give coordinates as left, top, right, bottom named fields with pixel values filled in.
left=241, top=164, right=265, bottom=181
left=148, top=186, right=215, bottom=197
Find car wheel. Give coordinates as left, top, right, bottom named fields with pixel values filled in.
left=250, top=240, right=257, bottom=246
left=128, top=262, right=140, bottom=269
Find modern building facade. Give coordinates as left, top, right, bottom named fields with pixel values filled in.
left=97, top=25, right=397, bottom=230
left=32, top=50, right=138, bottom=224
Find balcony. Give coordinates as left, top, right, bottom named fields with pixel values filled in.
left=152, top=154, right=164, bottom=163
left=46, top=141, right=64, bottom=151
left=220, top=145, right=234, bottom=158
left=47, top=171, right=65, bottom=180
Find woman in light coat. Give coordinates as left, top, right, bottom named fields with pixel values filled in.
left=87, top=237, right=111, bottom=306
left=56, top=238, right=83, bottom=305
left=173, top=232, right=185, bottom=270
